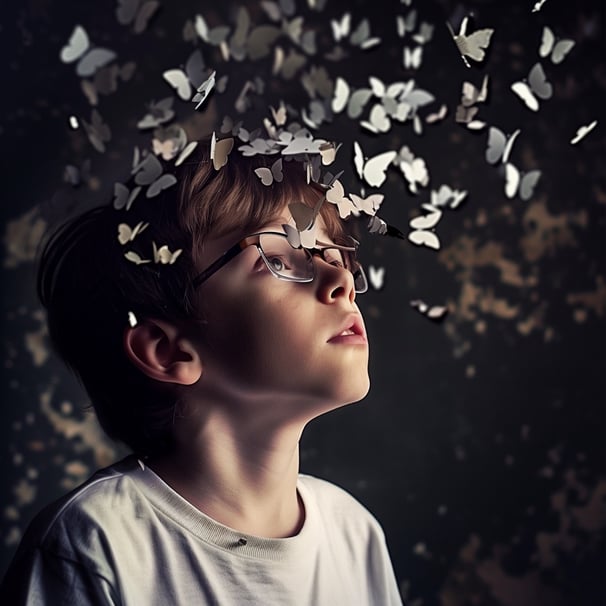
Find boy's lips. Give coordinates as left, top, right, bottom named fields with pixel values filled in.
left=327, top=314, right=367, bottom=344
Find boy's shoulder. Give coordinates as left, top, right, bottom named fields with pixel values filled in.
left=297, top=473, right=385, bottom=537
left=23, top=456, right=148, bottom=547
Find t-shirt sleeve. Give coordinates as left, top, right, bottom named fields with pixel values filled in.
left=366, top=521, right=404, bottom=606
left=1, top=546, right=119, bottom=605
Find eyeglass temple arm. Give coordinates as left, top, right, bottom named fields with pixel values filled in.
left=192, top=241, right=248, bottom=288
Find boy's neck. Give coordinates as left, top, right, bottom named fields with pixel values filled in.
left=148, top=415, right=306, bottom=539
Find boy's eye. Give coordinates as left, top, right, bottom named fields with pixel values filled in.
left=268, top=256, right=288, bottom=272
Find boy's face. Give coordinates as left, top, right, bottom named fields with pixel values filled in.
left=192, top=204, right=370, bottom=424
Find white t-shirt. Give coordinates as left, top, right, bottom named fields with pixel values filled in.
left=1, top=456, right=403, bottom=605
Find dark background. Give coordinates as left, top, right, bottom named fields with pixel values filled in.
left=1, top=1, right=604, bottom=605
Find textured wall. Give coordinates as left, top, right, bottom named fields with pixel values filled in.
left=1, top=1, right=604, bottom=604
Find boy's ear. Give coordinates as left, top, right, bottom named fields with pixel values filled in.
left=123, top=318, right=202, bottom=385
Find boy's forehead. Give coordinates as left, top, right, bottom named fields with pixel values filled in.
left=198, top=205, right=330, bottom=262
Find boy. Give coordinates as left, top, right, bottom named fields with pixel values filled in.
left=0, top=140, right=403, bottom=605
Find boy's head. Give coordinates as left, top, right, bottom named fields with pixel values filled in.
left=39, top=140, right=369, bottom=457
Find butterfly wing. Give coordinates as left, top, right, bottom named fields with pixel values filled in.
left=519, top=170, right=541, bottom=201
left=511, top=81, right=539, bottom=111
left=163, top=69, right=192, bottom=100
left=60, top=25, right=90, bottom=63
left=551, top=39, right=575, bottom=64
left=528, top=62, right=553, bottom=100
left=486, top=127, right=507, bottom=164
left=363, top=151, right=396, bottom=187
left=457, top=28, right=494, bottom=62
left=504, top=163, right=520, bottom=199
left=146, top=174, right=177, bottom=198
left=539, top=26, right=555, bottom=58
left=408, top=230, right=440, bottom=250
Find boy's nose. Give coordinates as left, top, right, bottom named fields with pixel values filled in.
left=313, top=257, right=355, bottom=304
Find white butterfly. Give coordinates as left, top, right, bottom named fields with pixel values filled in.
left=425, top=104, right=448, bottom=124
left=403, top=46, right=423, bottom=69
left=115, top=0, right=160, bottom=34
left=350, top=193, right=384, bottom=216
left=396, top=10, right=417, bottom=37
left=192, top=70, right=216, bottom=110
left=254, top=158, right=284, bottom=186
left=124, top=251, right=151, bottom=265
left=332, top=77, right=350, bottom=114
left=511, top=62, right=553, bottom=112
left=368, top=265, right=385, bottom=291
left=485, top=127, right=521, bottom=165
left=447, top=17, right=494, bottom=68
left=504, top=163, right=541, bottom=200
left=127, top=311, right=138, bottom=328
left=570, top=120, right=598, bottom=145
left=60, top=25, right=117, bottom=77
left=163, top=49, right=207, bottom=101
left=152, top=242, right=183, bottom=265
left=408, top=205, right=442, bottom=250
left=431, top=185, right=468, bottom=209
left=539, top=27, right=575, bottom=64
left=360, top=104, right=391, bottom=134
left=194, top=14, right=230, bottom=45
left=410, top=299, right=448, bottom=321
left=326, top=179, right=357, bottom=219
left=210, top=132, right=234, bottom=170
left=353, top=142, right=396, bottom=188
left=532, top=0, right=549, bottom=12
left=283, top=223, right=317, bottom=249
left=397, top=146, right=429, bottom=193
left=175, top=141, right=199, bottom=167
left=117, top=221, right=149, bottom=245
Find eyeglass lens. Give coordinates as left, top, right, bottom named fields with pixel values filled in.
left=257, top=233, right=367, bottom=293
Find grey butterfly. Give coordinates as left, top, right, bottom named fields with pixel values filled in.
left=60, top=25, right=117, bottom=77
left=511, top=62, right=553, bottom=112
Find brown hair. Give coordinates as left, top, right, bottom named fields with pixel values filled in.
left=38, top=140, right=347, bottom=457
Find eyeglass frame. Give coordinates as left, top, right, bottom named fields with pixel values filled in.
left=191, top=230, right=368, bottom=293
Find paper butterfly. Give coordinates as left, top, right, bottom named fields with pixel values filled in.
left=152, top=242, right=183, bottom=265
left=410, top=299, right=448, bottom=321
left=485, top=127, right=521, bottom=165
left=539, top=27, right=575, bottom=64
left=447, top=17, right=494, bottom=68
left=163, top=49, right=207, bottom=101
left=570, top=120, right=598, bottom=145
left=504, top=164, right=541, bottom=200
left=124, top=251, right=151, bottom=265
left=137, top=97, right=175, bottom=130
left=368, top=265, right=385, bottom=291
left=254, top=158, right=284, bottom=186
left=115, top=0, right=160, bottom=34
left=353, top=142, right=396, bottom=188
left=117, top=221, right=149, bottom=245
left=132, top=153, right=177, bottom=198
left=60, top=25, right=117, bottom=77
left=403, top=46, right=423, bottom=69
left=408, top=204, right=442, bottom=250
left=326, top=179, right=357, bottom=219
left=210, top=133, right=234, bottom=170
left=194, top=14, right=230, bottom=45
left=511, top=62, right=553, bottom=112
left=192, top=70, right=216, bottom=110
left=81, top=109, right=111, bottom=153
left=532, top=0, right=548, bottom=12
left=113, top=182, right=142, bottom=211
left=350, top=193, right=384, bottom=216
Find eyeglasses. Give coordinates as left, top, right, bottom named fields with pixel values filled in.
left=192, top=231, right=368, bottom=293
